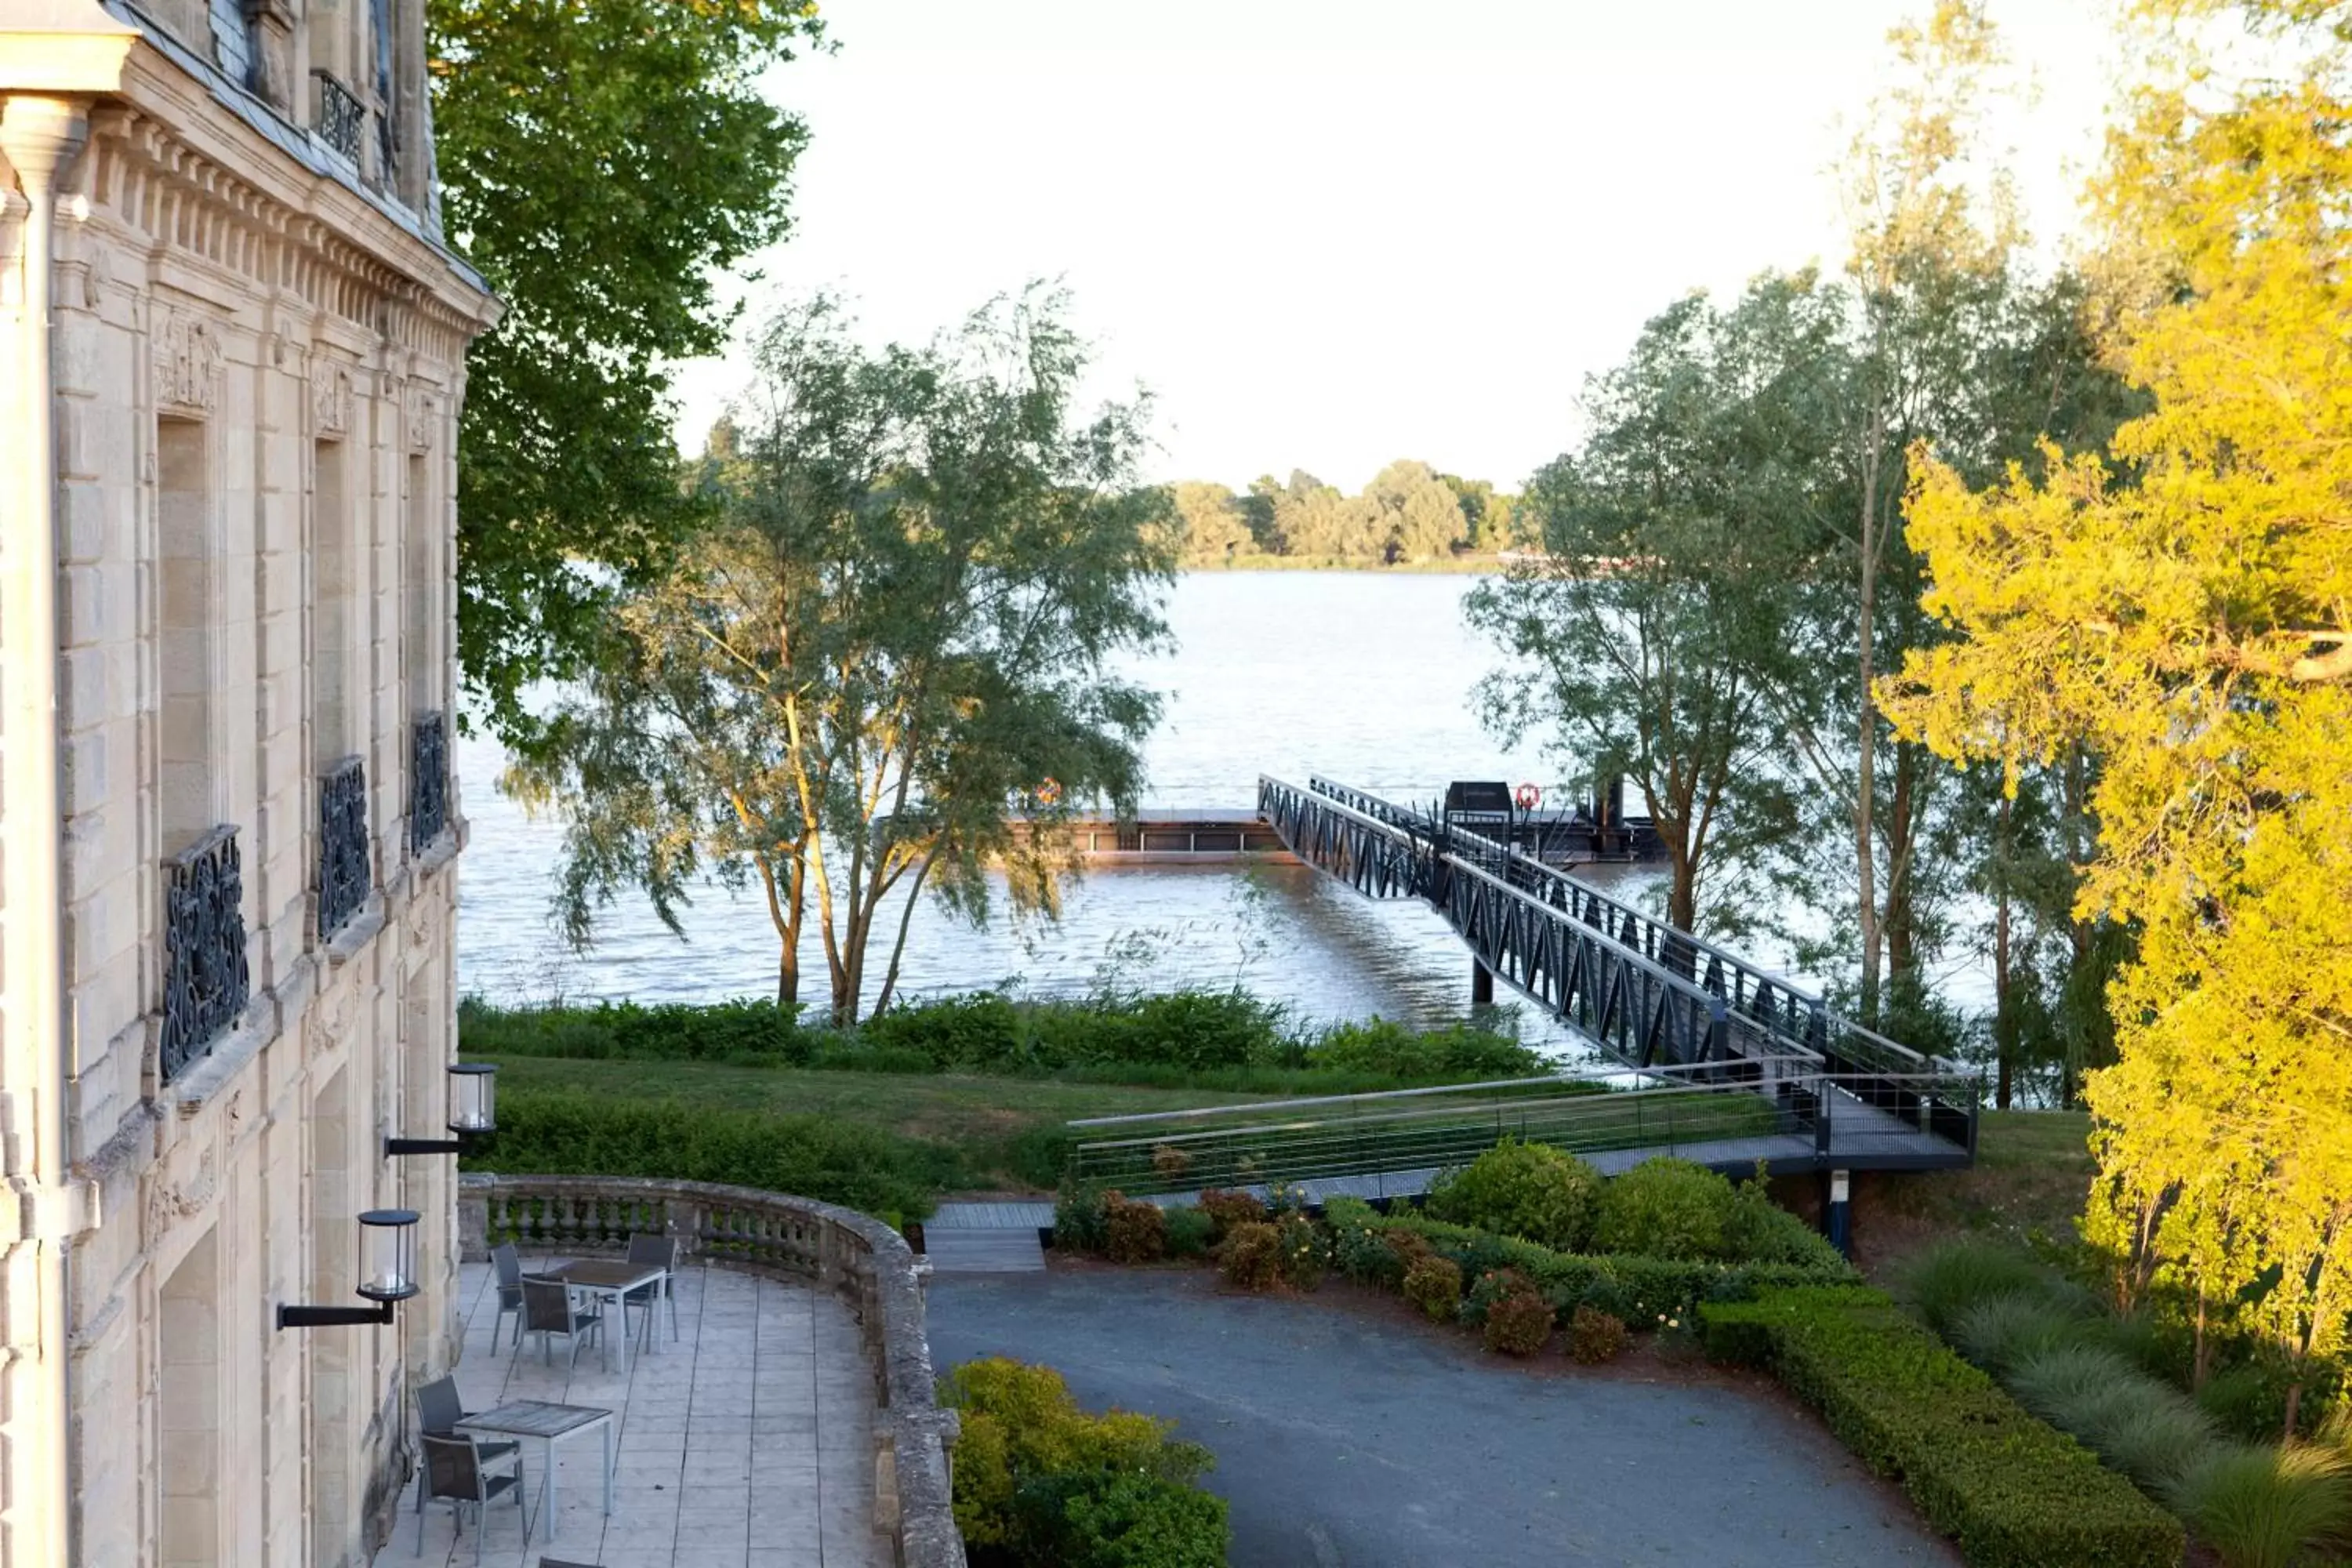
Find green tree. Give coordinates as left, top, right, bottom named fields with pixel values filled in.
left=1167, top=481, right=1253, bottom=564
left=506, top=292, right=1174, bottom=1022
left=429, top=0, right=823, bottom=746
left=1466, top=280, right=1836, bottom=932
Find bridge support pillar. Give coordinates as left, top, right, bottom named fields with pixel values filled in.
left=1471, top=960, right=1494, bottom=1007
left=1822, top=1168, right=1852, bottom=1258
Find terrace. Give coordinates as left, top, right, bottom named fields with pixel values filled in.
left=375, top=1176, right=963, bottom=1568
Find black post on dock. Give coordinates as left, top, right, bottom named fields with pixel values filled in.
left=1471, top=960, right=1495, bottom=1007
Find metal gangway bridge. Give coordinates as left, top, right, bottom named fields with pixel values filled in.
left=1062, top=775, right=1981, bottom=1210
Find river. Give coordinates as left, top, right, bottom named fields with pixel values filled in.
left=456, top=572, right=1718, bottom=1033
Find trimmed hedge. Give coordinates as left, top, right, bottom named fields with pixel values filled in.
left=1325, top=1198, right=1857, bottom=1324
left=464, top=1086, right=952, bottom=1219
left=1701, top=1287, right=2184, bottom=1568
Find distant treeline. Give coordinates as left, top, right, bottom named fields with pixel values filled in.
left=1166, top=462, right=1526, bottom=567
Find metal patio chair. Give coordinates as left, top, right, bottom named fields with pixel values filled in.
left=415, top=1376, right=519, bottom=1515
left=622, top=1231, right=681, bottom=1343
left=489, top=1240, right=526, bottom=1353
left=416, top=1433, right=524, bottom=1564
left=517, top=1274, right=604, bottom=1369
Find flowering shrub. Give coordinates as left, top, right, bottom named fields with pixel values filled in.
left=1484, top=1287, right=1555, bottom=1357
left=1330, top=1210, right=1403, bottom=1286
left=1103, top=1191, right=1167, bottom=1264
left=1569, top=1305, right=1628, bottom=1364
left=1403, top=1254, right=1465, bottom=1323
left=1197, top=1188, right=1268, bottom=1240
left=1275, top=1212, right=1331, bottom=1290
left=1263, top=1180, right=1312, bottom=1220
left=1220, top=1221, right=1283, bottom=1291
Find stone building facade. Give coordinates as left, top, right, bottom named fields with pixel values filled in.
left=1, top=0, right=495, bottom=1561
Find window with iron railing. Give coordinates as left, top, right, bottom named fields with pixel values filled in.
left=162, top=826, right=252, bottom=1083
left=312, top=69, right=363, bottom=162
left=318, top=757, right=371, bottom=941
left=410, top=711, right=448, bottom=854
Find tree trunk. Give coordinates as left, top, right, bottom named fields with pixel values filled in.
left=1885, top=741, right=1918, bottom=992
left=2191, top=1287, right=2210, bottom=1394
left=1993, top=790, right=2014, bottom=1111
left=1856, top=407, right=1885, bottom=1023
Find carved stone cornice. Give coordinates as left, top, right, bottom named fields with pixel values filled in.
left=82, top=102, right=494, bottom=367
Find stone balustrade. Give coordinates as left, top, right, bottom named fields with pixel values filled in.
left=458, top=1173, right=966, bottom=1568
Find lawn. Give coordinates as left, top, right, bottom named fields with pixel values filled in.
left=483, top=1054, right=1280, bottom=1194
left=1857, top=1108, right=2095, bottom=1280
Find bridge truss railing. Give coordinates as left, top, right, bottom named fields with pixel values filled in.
left=1065, top=1058, right=1979, bottom=1195
left=1275, top=775, right=1954, bottom=1081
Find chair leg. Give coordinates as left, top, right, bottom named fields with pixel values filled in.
left=415, top=1496, right=426, bottom=1555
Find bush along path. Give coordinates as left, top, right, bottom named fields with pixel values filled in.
left=1054, top=1146, right=2194, bottom=1568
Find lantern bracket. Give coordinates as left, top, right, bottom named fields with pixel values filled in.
left=277, top=1300, right=397, bottom=1330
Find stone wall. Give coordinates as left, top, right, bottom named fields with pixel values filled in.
left=0, top=2, right=495, bottom=1563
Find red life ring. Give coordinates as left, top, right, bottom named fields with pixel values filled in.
left=1513, top=782, right=1541, bottom=810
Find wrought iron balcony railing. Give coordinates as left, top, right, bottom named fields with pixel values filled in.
left=312, top=70, right=363, bottom=162
left=410, top=710, right=449, bottom=853
left=162, top=826, right=252, bottom=1083
left=318, top=756, right=371, bottom=942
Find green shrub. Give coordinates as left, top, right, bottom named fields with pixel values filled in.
left=862, top=992, right=1022, bottom=1070
left=1701, top=1287, right=2183, bottom=1568
left=939, top=1357, right=1222, bottom=1564
left=1007, top=1468, right=1230, bottom=1568
left=466, top=1086, right=946, bottom=1218
left=1103, top=1192, right=1167, bottom=1265
left=1219, top=1222, right=1283, bottom=1291
left=1356, top=1207, right=1857, bottom=1327
left=1163, top=1204, right=1215, bottom=1259
left=2167, top=1443, right=2352, bottom=1568
left=1305, top=1016, right=1545, bottom=1079
left=1055, top=1183, right=1110, bottom=1254
left=460, top=996, right=814, bottom=1065
left=1592, top=1157, right=1733, bottom=1260
left=1719, top=1173, right=1849, bottom=1268
left=1195, top=1189, right=1266, bottom=1240
left=1403, top=1255, right=1464, bottom=1323
left=1951, top=1293, right=2086, bottom=1377
left=1895, top=1237, right=2053, bottom=1338
left=1483, top=1283, right=1554, bottom=1357
left=1568, top=1305, right=1628, bottom=1364
left=1272, top=1213, right=1330, bottom=1291
left=1424, top=1138, right=1602, bottom=1250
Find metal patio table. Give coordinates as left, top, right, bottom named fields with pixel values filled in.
left=549, top=1258, right=668, bottom=1373
left=456, top=1399, right=614, bottom=1545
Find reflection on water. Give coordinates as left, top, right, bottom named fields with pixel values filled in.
left=456, top=573, right=1670, bottom=1038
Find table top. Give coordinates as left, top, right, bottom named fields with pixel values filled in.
left=458, top=1399, right=614, bottom=1439
left=551, top=1259, right=666, bottom=1290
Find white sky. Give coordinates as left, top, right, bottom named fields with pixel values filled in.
left=667, top=0, right=2123, bottom=495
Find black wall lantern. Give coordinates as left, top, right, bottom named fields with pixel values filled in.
left=386, top=1062, right=496, bottom=1156
left=278, top=1208, right=420, bottom=1329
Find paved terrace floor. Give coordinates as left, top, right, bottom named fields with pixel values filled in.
left=373, top=1258, right=891, bottom=1568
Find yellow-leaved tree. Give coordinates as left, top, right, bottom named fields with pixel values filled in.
left=1882, top=0, right=2352, bottom=1435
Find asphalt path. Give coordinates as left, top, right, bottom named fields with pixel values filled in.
left=927, top=1269, right=1962, bottom=1568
